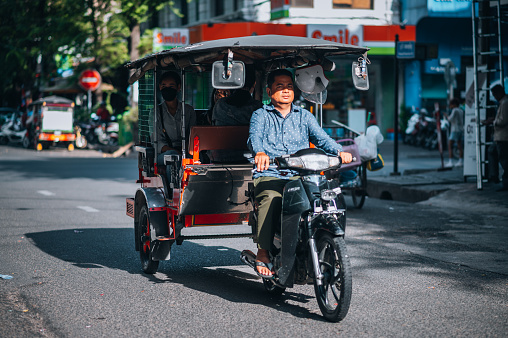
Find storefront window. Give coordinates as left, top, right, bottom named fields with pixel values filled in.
left=214, top=0, right=224, bottom=16
left=332, top=0, right=372, bottom=9
left=292, top=0, right=313, bottom=7
left=319, top=57, right=375, bottom=139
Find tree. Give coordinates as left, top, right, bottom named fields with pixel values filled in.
left=117, top=1, right=187, bottom=108
left=0, top=0, right=88, bottom=106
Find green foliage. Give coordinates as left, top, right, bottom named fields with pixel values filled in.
left=399, top=105, right=411, bottom=134
left=0, top=0, right=191, bottom=108
left=0, top=0, right=89, bottom=105
left=139, top=29, right=154, bottom=57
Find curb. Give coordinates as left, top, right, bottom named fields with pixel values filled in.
left=366, top=168, right=465, bottom=203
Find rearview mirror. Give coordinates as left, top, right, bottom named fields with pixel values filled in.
left=212, top=60, right=245, bottom=89
left=352, top=60, right=369, bottom=91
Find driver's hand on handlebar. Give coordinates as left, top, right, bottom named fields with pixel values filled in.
left=255, top=152, right=270, bottom=172
left=339, top=151, right=352, bottom=164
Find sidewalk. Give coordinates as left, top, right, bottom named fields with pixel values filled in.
left=366, top=140, right=508, bottom=215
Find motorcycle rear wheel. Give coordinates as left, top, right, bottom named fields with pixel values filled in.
left=313, top=233, right=352, bottom=322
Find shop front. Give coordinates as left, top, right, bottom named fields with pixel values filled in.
left=185, top=22, right=415, bottom=137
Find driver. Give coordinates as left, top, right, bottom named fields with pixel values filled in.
left=248, top=69, right=352, bottom=278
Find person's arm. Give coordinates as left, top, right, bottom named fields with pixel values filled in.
left=494, top=99, right=508, bottom=128
left=305, top=110, right=342, bottom=154
left=305, top=111, right=352, bottom=163
left=156, top=116, right=169, bottom=153
left=248, top=108, right=270, bottom=171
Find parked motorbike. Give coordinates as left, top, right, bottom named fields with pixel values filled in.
left=241, top=148, right=352, bottom=322
left=0, top=113, right=26, bottom=146
left=425, top=117, right=449, bottom=150
left=404, top=112, right=420, bottom=145
left=75, top=117, right=119, bottom=148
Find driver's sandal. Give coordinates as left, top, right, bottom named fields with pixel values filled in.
left=241, top=250, right=274, bottom=279
left=255, top=261, right=274, bottom=279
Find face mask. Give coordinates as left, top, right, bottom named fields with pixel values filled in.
left=161, top=87, right=178, bottom=102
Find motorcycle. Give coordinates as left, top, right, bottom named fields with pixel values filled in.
left=425, top=117, right=449, bottom=150
left=241, top=148, right=352, bottom=322
left=404, top=111, right=421, bottom=145
left=0, top=113, right=26, bottom=146
left=75, top=118, right=119, bottom=148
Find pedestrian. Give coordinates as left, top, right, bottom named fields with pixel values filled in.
left=483, top=85, right=508, bottom=191
left=443, top=98, right=464, bottom=167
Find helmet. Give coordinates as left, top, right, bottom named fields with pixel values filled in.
left=295, top=65, right=329, bottom=94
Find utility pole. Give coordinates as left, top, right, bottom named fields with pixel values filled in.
left=392, top=34, right=400, bottom=176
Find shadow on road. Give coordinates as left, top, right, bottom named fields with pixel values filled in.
left=25, top=228, right=325, bottom=321
left=0, top=157, right=138, bottom=181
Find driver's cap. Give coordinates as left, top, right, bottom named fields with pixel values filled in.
left=295, top=65, right=329, bottom=94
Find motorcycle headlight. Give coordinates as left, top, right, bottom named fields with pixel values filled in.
left=300, top=154, right=330, bottom=171
left=321, top=189, right=337, bottom=201
left=286, top=157, right=304, bottom=168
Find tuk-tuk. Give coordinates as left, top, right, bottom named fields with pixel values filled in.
left=125, top=35, right=369, bottom=322
left=25, top=95, right=76, bottom=151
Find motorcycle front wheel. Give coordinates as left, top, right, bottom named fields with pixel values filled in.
left=313, top=233, right=352, bottom=322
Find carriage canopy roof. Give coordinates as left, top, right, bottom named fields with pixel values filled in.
left=126, top=35, right=369, bottom=84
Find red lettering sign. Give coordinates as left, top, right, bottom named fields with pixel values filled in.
left=311, top=29, right=360, bottom=46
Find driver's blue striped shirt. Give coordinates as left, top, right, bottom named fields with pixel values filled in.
left=248, top=103, right=342, bottom=179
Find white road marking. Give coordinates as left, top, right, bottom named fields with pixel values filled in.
left=37, top=190, right=55, bottom=196
left=77, top=206, right=99, bottom=213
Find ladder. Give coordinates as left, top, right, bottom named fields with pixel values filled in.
left=471, top=0, right=505, bottom=190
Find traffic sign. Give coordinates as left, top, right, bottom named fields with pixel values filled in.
left=78, top=69, right=102, bottom=91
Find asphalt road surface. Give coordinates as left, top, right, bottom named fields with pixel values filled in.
left=0, top=145, right=506, bottom=337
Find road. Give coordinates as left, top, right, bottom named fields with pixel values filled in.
left=0, top=145, right=506, bottom=337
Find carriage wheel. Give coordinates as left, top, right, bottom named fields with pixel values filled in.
left=138, top=205, right=159, bottom=274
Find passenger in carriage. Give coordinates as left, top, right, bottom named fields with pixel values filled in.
left=208, top=65, right=263, bottom=163
left=156, top=71, right=196, bottom=174
left=212, top=65, right=262, bottom=126
left=205, top=88, right=230, bottom=125
left=248, top=69, right=352, bottom=278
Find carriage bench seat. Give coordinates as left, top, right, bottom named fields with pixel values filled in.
left=188, top=125, right=250, bottom=163
left=180, top=125, right=252, bottom=216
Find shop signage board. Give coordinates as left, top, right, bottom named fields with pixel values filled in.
left=153, top=28, right=189, bottom=52
left=463, top=66, right=487, bottom=177
left=271, top=0, right=290, bottom=20
left=427, top=0, right=472, bottom=17
left=307, top=24, right=363, bottom=46
left=396, top=41, right=415, bottom=59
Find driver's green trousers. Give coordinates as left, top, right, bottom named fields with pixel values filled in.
left=254, top=176, right=298, bottom=250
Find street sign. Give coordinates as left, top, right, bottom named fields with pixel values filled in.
left=396, top=41, right=415, bottom=59
left=78, top=69, right=102, bottom=92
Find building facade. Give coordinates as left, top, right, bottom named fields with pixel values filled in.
left=150, top=0, right=418, bottom=136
